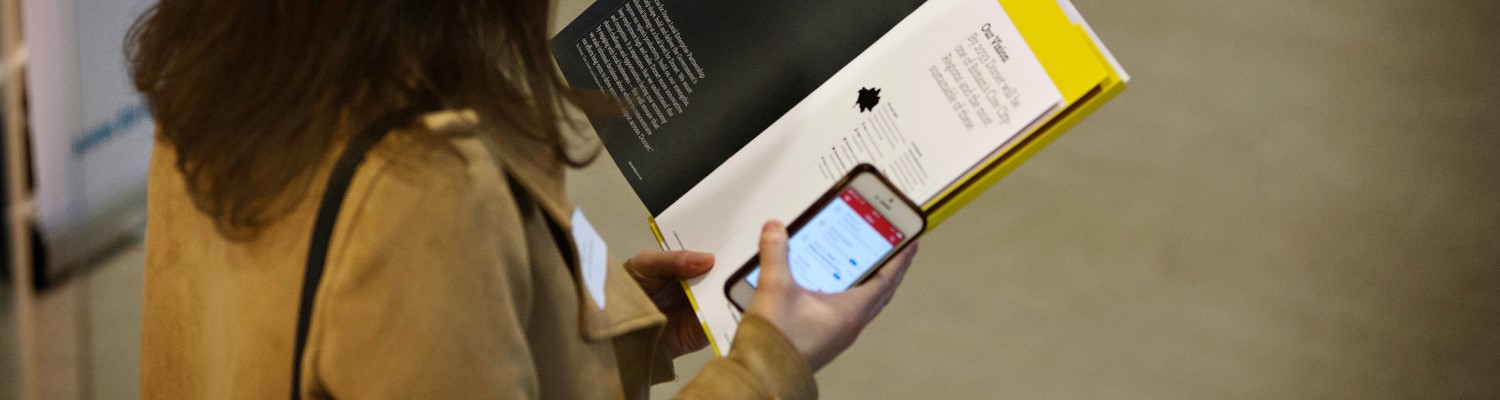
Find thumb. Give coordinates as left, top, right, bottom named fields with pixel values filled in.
left=627, top=249, right=713, bottom=294
left=757, top=220, right=793, bottom=288
left=629, top=249, right=714, bottom=280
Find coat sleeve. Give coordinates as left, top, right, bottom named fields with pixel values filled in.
left=675, top=314, right=819, bottom=399
left=301, top=145, right=542, bottom=399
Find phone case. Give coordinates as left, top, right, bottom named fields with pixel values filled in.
left=723, top=163, right=928, bottom=310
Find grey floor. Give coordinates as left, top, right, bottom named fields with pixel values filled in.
left=5, top=0, right=1500, bottom=398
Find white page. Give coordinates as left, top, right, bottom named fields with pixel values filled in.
left=657, top=0, right=1065, bottom=352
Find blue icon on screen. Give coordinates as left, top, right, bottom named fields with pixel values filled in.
left=849, top=258, right=857, bottom=266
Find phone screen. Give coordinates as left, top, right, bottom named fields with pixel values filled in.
left=746, top=187, right=907, bottom=293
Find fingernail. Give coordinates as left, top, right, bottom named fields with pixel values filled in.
left=690, top=252, right=713, bottom=268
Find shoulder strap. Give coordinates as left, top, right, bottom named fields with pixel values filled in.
left=290, top=108, right=423, bottom=399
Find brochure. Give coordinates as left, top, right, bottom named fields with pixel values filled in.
left=553, top=0, right=1128, bottom=353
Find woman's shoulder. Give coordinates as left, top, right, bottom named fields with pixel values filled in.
left=364, top=109, right=498, bottom=194
left=320, top=109, right=537, bottom=279
left=363, top=108, right=575, bottom=225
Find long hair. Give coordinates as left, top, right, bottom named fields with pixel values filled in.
left=128, top=1, right=591, bottom=239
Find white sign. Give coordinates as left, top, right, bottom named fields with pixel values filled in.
left=22, top=0, right=156, bottom=277
left=571, top=207, right=610, bottom=310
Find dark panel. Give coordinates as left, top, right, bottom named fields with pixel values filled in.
left=554, top=0, right=926, bottom=215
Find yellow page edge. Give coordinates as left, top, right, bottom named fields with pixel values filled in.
left=649, top=217, right=726, bottom=356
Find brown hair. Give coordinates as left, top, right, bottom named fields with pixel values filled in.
left=128, top=1, right=592, bottom=239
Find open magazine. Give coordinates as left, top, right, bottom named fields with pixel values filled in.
left=553, top=0, right=1127, bottom=353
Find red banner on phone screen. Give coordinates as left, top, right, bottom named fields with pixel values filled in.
left=839, top=188, right=903, bottom=245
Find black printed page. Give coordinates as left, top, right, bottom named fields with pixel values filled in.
left=552, top=0, right=926, bottom=216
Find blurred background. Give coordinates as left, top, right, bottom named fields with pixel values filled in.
left=4, top=0, right=1499, bottom=398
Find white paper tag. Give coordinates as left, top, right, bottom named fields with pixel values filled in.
left=571, top=207, right=608, bottom=310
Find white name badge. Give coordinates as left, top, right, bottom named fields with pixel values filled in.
left=571, top=207, right=608, bottom=309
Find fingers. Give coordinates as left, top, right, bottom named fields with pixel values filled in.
left=668, top=308, right=710, bottom=357
left=879, top=242, right=919, bottom=289
left=628, top=249, right=714, bottom=281
left=865, top=243, right=919, bottom=317
left=834, top=241, right=919, bottom=317
left=756, top=220, right=792, bottom=286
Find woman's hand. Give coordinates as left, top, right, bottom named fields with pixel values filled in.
left=625, top=249, right=715, bottom=358
left=745, top=220, right=917, bottom=372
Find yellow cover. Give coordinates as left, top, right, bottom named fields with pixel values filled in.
left=654, top=0, right=1127, bottom=356
left=924, top=0, right=1127, bottom=226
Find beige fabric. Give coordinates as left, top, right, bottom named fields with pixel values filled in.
left=141, top=110, right=816, bottom=399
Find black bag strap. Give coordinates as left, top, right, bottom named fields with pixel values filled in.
left=290, top=108, right=423, bottom=399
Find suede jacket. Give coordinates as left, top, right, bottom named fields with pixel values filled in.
left=141, top=110, right=816, bottom=399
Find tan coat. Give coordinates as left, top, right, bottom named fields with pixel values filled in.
left=141, top=110, right=816, bottom=399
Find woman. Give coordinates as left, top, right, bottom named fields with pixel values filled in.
left=130, top=1, right=916, bottom=399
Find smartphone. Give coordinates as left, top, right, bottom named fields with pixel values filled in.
left=725, top=164, right=926, bottom=311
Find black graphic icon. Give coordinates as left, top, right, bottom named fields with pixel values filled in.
left=856, top=87, right=881, bottom=112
